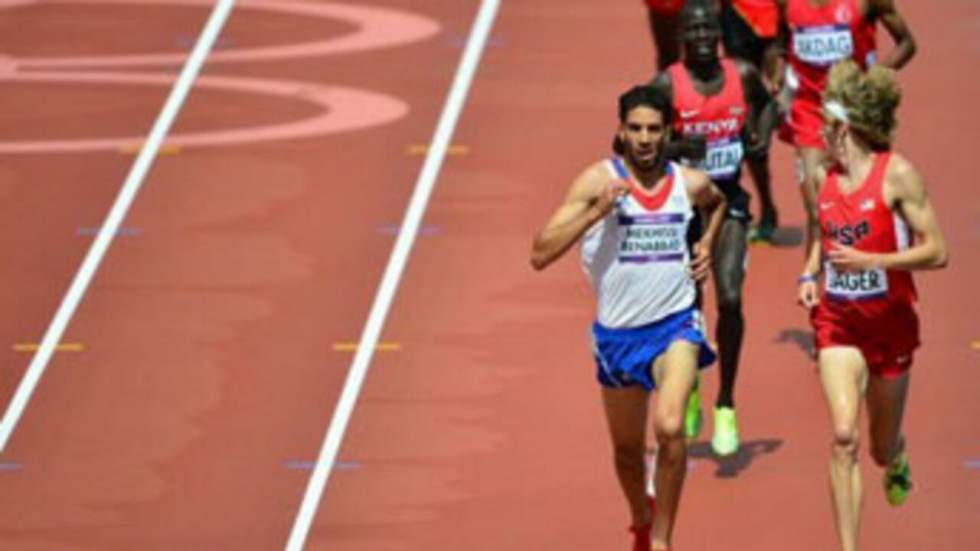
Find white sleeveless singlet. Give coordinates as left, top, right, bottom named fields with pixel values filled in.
left=580, top=159, right=697, bottom=328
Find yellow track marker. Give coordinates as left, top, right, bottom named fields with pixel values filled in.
left=332, top=342, right=401, bottom=352
left=971, top=340, right=980, bottom=351
left=13, top=343, right=85, bottom=353
left=119, top=143, right=181, bottom=155
left=405, top=144, right=469, bottom=156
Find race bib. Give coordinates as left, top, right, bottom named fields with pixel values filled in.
left=793, top=25, right=853, bottom=66
left=617, top=213, right=686, bottom=263
left=701, top=137, right=744, bottom=179
left=824, top=262, right=888, bottom=301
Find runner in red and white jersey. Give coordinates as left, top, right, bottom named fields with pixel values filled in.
left=766, top=0, right=916, bottom=259
left=797, top=60, right=947, bottom=551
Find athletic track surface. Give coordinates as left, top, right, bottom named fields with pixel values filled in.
left=0, top=1, right=976, bottom=549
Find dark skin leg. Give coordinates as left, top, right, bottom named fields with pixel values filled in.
left=747, top=101, right=779, bottom=231
left=711, top=217, right=747, bottom=408
left=747, top=153, right=778, bottom=232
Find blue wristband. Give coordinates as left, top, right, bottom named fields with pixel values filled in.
left=798, top=274, right=817, bottom=284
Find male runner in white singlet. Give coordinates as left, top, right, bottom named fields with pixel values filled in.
left=531, top=85, right=725, bottom=551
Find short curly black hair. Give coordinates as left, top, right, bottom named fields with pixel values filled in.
left=617, top=85, right=673, bottom=128
left=613, top=85, right=674, bottom=155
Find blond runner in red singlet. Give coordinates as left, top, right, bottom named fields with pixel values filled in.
left=797, top=60, right=947, bottom=551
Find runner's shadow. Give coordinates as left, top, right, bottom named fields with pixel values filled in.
left=769, top=225, right=803, bottom=248
left=774, top=327, right=815, bottom=359
left=687, top=438, right=783, bottom=478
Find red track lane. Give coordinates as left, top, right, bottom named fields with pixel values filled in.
left=0, top=1, right=977, bottom=551
left=0, top=0, right=461, bottom=549
left=315, top=1, right=980, bottom=551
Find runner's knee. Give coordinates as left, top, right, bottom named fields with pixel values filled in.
left=714, top=249, right=745, bottom=312
left=831, top=426, right=859, bottom=459
left=716, top=288, right=743, bottom=314
left=654, top=409, right=684, bottom=442
left=714, top=260, right=744, bottom=314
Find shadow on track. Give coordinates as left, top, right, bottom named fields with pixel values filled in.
left=774, top=327, right=815, bottom=359
left=687, top=438, right=783, bottom=478
left=752, top=225, right=804, bottom=248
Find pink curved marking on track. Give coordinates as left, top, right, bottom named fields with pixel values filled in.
left=10, top=0, right=440, bottom=69
left=0, top=71, right=408, bottom=153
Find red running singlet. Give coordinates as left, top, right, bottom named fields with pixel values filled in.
left=781, top=0, right=877, bottom=148
left=668, top=59, right=748, bottom=183
left=787, top=0, right=877, bottom=100
left=811, top=152, right=919, bottom=375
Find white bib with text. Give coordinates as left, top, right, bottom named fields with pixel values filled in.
left=794, top=25, right=853, bottom=66
left=702, top=137, right=744, bottom=180
left=825, top=262, right=888, bottom=301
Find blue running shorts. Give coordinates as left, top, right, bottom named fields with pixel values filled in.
left=591, top=307, right=716, bottom=391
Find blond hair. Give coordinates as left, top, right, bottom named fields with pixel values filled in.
left=824, top=60, right=902, bottom=149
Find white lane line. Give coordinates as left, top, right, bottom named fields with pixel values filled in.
left=283, top=1, right=502, bottom=549
left=0, top=0, right=237, bottom=453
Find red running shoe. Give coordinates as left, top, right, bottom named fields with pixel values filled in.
left=629, top=496, right=658, bottom=551
left=628, top=521, right=651, bottom=551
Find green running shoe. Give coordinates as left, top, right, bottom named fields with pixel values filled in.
left=884, top=452, right=912, bottom=506
left=711, top=406, right=739, bottom=456
left=684, top=377, right=702, bottom=440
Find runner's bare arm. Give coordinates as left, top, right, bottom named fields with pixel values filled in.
left=688, top=168, right=725, bottom=248
left=801, top=222, right=823, bottom=278
left=801, top=167, right=827, bottom=277
left=797, top=206, right=823, bottom=308
left=829, top=157, right=948, bottom=272
left=879, top=158, right=946, bottom=270
left=762, top=0, right=790, bottom=93
left=684, top=166, right=726, bottom=282
left=796, top=163, right=825, bottom=308
left=870, top=0, right=916, bottom=69
left=801, top=159, right=830, bottom=265
left=530, top=163, right=628, bottom=271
